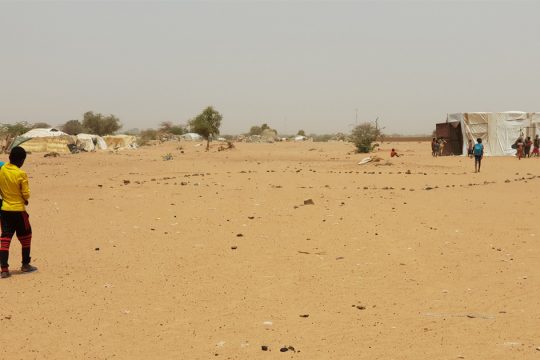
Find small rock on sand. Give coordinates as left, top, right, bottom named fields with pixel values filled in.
left=304, top=199, right=315, bottom=205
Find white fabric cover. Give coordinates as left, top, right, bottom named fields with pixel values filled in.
left=455, top=112, right=538, bottom=156
left=21, top=128, right=68, bottom=138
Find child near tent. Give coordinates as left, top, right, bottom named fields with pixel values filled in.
left=0, top=147, right=37, bottom=279
left=473, top=138, right=484, bottom=173
left=432, top=138, right=439, bottom=157
left=524, top=136, right=532, bottom=158
left=533, top=135, right=540, bottom=157
left=438, top=138, right=446, bottom=156
left=467, top=139, right=474, bottom=158
left=516, top=136, right=524, bottom=160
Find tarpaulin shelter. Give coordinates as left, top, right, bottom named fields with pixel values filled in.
left=76, top=134, right=108, bottom=151
left=9, top=128, right=75, bottom=153
left=103, top=135, right=137, bottom=150
left=444, top=112, right=540, bottom=156
left=180, top=133, right=203, bottom=141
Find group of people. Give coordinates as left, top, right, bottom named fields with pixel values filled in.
left=431, top=138, right=446, bottom=157
left=0, top=146, right=37, bottom=279
left=512, top=134, right=540, bottom=159
left=467, top=135, right=540, bottom=161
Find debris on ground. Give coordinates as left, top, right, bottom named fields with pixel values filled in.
left=44, top=152, right=60, bottom=158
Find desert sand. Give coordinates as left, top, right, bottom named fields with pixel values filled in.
left=1, top=140, right=539, bottom=359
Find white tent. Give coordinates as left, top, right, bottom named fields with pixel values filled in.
left=9, top=128, right=75, bottom=153
left=21, top=128, right=68, bottom=138
left=76, top=134, right=108, bottom=151
left=448, top=112, right=539, bottom=156
left=180, top=133, right=203, bottom=141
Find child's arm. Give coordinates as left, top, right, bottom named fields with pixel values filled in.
left=21, top=173, right=30, bottom=203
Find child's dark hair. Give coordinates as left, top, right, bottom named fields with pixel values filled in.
left=9, top=146, right=27, bottom=165
left=477, top=138, right=482, bottom=143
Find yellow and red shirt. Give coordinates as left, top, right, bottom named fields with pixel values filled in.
left=0, top=163, right=30, bottom=212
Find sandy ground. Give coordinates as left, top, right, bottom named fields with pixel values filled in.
left=1, top=140, right=540, bottom=359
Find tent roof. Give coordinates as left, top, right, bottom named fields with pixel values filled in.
left=21, top=128, right=68, bottom=138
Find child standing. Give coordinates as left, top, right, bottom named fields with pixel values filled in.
left=533, top=135, right=540, bottom=157
left=467, top=139, right=474, bottom=158
left=473, top=138, right=484, bottom=173
left=0, top=147, right=37, bottom=278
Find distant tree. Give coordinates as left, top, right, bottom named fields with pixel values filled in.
left=351, top=122, right=382, bottom=153
left=297, top=129, right=306, bottom=136
left=188, top=106, right=222, bottom=150
left=31, top=122, right=51, bottom=129
left=82, top=111, right=122, bottom=136
left=62, top=120, right=86, bottom=135
left=3, top=122, right=32, bottom=137
left=261, top=123, right=270, bottom=131
left=159, top=121, right=186, bottom=135
left=138, top=129, right=159, bottom=146
left=249, top=125, right=262, bottom=136
left=123, top=128, right=141, bottom=136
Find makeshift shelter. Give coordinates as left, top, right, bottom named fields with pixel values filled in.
left=180, top=133, right=203, bottom=141
left=435, top=122, right=463, bottom=155
left=103, top=135, right=137, bottom=150
left=9, top=128, right=75, bottom=154
left=76, top=134, right=108, bottom=151
left=441, top=112, right=540, bottom=156
left=294, top=135, right=308, bottom=141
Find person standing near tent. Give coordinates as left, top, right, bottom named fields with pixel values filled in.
left=438, top=138, right=446, bottom=156
left=467, top=139, right=474, bottom=158
left=516, top=136, right=524, bottom=160
left=0, top=147, right=37, bottom=279
left=532, top=135, right=540, bottom=157
left=432, top=138, right=440, bottom=157
left=473, top=138, right=484, bottom=173
left=431, top=138, right=437, bottom=157
left=524, top=136, right=532, bottom=158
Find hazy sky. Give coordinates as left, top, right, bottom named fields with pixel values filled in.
left=1, top=1, right=538, bottom=135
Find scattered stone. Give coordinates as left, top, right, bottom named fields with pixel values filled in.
left=336, top=256, right=344, bottom=260
left=248, top=216, right=255, bottom=220
left=304, top=199, right=315, bottom=205
left=231, top=246, right=237, bottom=250
left=424, top=187, right=433, bottom=190
left=280, top=347, right=288, bottom=352
left=123, top=180, right=130, bottom=185
left=299, top=314, right=309, bottom=318
left=180, top=182, right=188, bottom=186
left=405, top=170, right=411, bottom=174
left=44, top=152, right=60, bottom=158
left=94, top=247, right=100, bottom=251
left=97, top=184, right=103, bottom=188
left=261, top=346, right=269, bottom=351
left=4, top=315, right=12, bottom=320
left=236, top=233, right=244, bottom=237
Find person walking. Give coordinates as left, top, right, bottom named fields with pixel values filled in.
left=0, top=147, right=37, bottom=279
left=473, top=138, right=484, bottom=173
